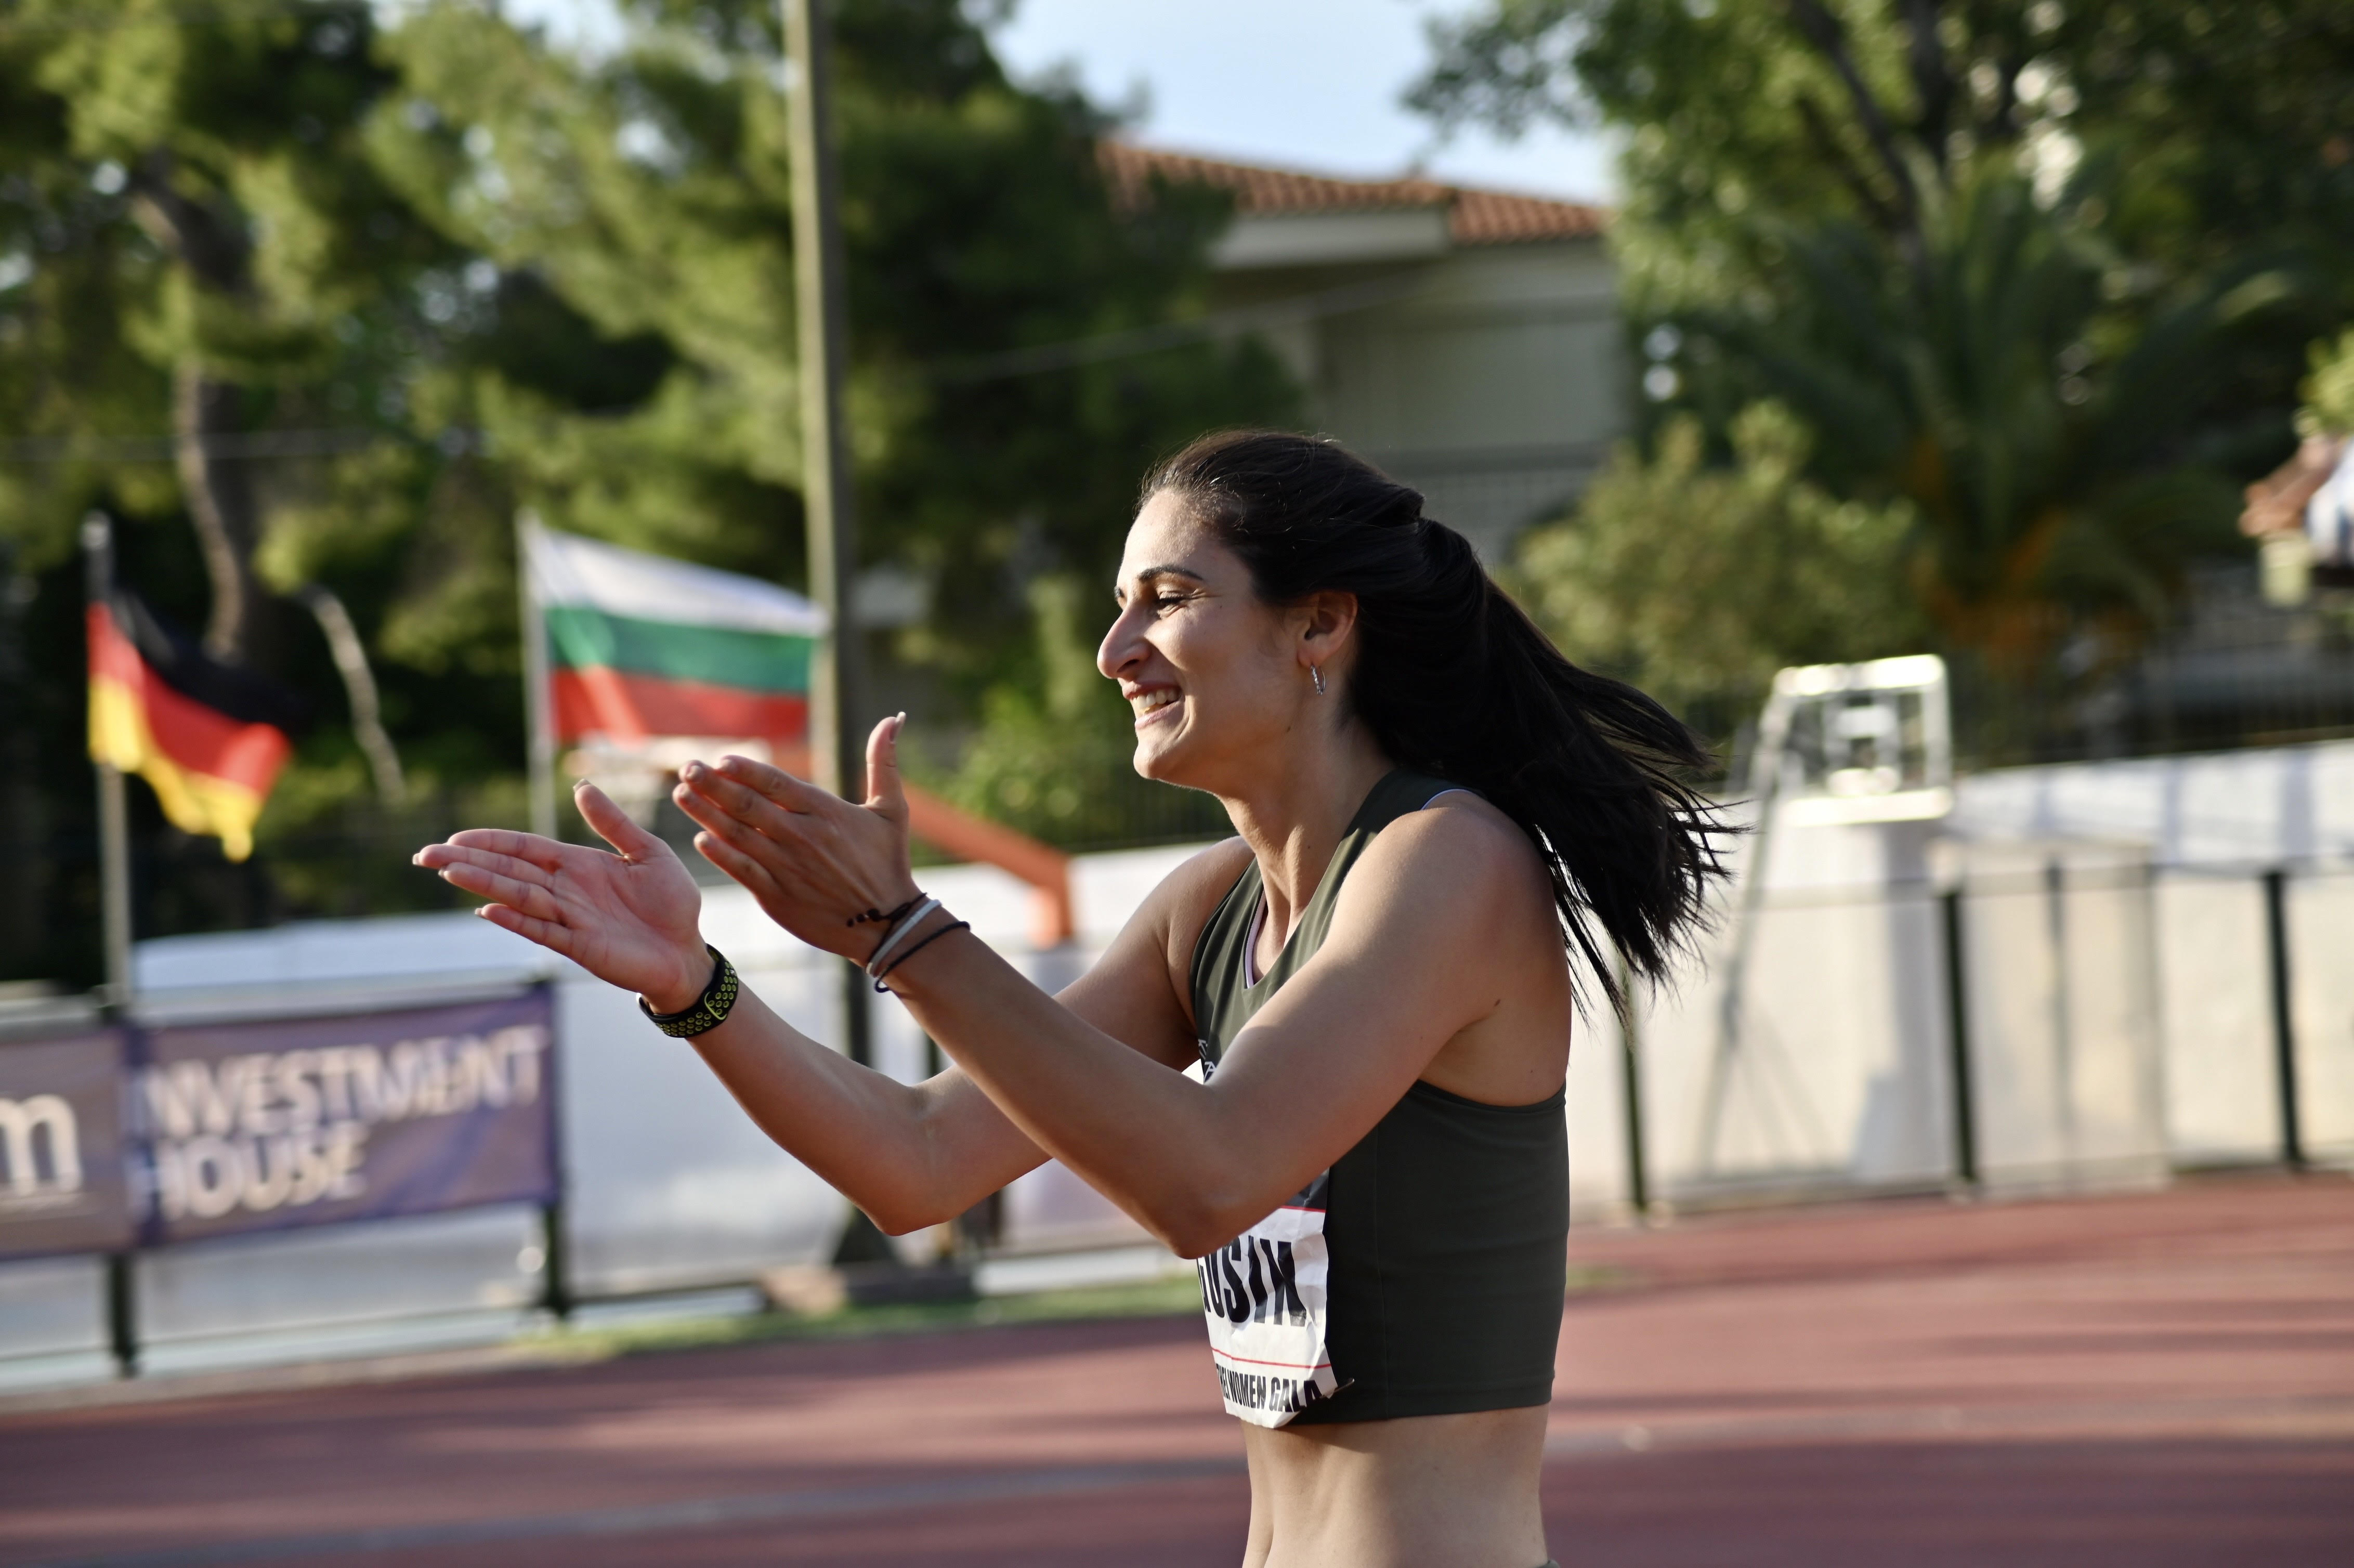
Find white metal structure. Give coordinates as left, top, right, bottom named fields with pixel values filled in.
left=1751, top=654, right=1953, bottom=827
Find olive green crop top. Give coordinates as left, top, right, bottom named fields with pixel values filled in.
left=1188, top=769, right=1568, bottom=1427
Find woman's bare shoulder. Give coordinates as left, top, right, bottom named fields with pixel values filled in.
left=1141, top=836, right=1254, bottom=939
left=1400, top=790, right=1542, bottom=870
left=1341, top=793, right=1554, bottom=936
left=1073, top=837, right=1251, bottom=1046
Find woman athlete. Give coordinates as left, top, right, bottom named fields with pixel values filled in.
left=418, top=430, right=1723, bottom=1567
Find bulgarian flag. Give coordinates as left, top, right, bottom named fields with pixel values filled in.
left=524, top=520, right=1082, bottom=945
left=86, top=593, right=303, bottom=863
left=524, top=522, right=828, bottom=768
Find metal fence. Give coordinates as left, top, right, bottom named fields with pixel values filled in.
left=1565, top=849, right=2350, bottom=1220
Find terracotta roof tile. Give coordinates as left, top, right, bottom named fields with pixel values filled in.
left=1100, top=142, right=1607, bottom=247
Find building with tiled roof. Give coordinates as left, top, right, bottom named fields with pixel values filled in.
left=1100, top=143, right=1608, bottom=250
left=1102, top=143, right=1626, bottom=556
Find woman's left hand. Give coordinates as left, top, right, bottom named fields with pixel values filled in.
left=673, top=715, right=923, bottom=961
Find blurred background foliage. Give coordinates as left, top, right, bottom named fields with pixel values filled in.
left=1416, top=0, right=2353, bottom=720
left=1510, top=400, right=1925, bottom=722
left=2303, top=328, right=2354, bottom=438
left=0, top=0, right=1290, bottom=982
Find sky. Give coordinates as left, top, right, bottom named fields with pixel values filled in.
left=499, top=0, right=1618, bottom=203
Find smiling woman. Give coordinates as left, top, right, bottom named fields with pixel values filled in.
left=417, top=430, right=1727, bottom=1568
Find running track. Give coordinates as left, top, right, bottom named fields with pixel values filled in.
left=4, top=1177, right=2350, bottom=1566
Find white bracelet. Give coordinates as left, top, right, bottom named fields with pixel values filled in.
left=863, top=895, right=940, bottom=977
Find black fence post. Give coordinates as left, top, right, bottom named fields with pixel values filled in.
left=1940, top=886, right=1979, bottom=1191
left=534, top=978, right=573, bottom=1321
left=1619, top=996, right=1651, bottom=1221
left=99, top=990, right=142, bottom=1378
left=538, top=1198, right=573, bottom=1322
left=104, top=1252, right=138, bottom=1378
left=2262, top=868, right=2306, bottom=1172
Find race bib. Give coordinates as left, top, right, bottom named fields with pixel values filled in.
left=1197, top=1170, right=1342, bottom=1426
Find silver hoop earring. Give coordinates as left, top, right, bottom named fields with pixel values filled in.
left=1311, top=665, right=1327, bottom=695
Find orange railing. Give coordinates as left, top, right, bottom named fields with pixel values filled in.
left=902, top=783, right=1074, bottom=948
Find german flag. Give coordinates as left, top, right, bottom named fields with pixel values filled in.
left=86, top=594, right=305, bottom=863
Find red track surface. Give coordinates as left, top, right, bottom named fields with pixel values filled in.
left=4, top=1176, right=2350, bottom=1566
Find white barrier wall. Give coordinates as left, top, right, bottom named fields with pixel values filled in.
left=1593, top=739, right=2354, bottom=1215
left=1952, top=844, right=2168, bottom=1188
left=1953, top=740, right=2354, bottom=1174
left=2292, top=873, right=2354, bottom=1159
left=2154, top=874, right=2281, bottom=1161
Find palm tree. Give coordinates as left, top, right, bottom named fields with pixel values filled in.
left=1694, top=162, right=2288, bottom=683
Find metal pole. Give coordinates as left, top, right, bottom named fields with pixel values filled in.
left=0, top=541, right=37, bottom=972
left=2044, top=857, right=2076, bottom=1169
left=105, top=1253, right=139, bottom=1377
left=82, top=511, right=141, bottom=1376
left=2263, top=868, right=2306, bottom=1171
left=1940, top=886, right=1979, bottom=1191
left=1614, top=959, right=1650, bottom=1221
left=82, top=514, right=135, bottom=1007
left=1620, top=1005, right=1652, bottom=1221
left=537, top=1199, right=573, bottom=1321
left=534, top=981, right=573, bottom=1319
left=516, top=513, right=557, bottom=842
left=783, top=0, right=870, bottom=1066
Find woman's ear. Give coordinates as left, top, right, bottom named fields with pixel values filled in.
left=1297, top=590, right=1360, bottom=662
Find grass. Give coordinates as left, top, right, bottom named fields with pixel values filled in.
left=530, top=1271, right=1207, bottom=1363
left=528, top=1261, right=1635, bottom=1366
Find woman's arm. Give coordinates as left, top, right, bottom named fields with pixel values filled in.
left=675, top=725, right=1551, bottom=1257
left=682, top=846, right=1230, bottom=1233
left=413, top=780, right=1218, bottom=1235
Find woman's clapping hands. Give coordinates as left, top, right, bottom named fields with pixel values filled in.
left=668, top=715, right=922, bottom=963
left=413, top=781, right=712, bottom=1012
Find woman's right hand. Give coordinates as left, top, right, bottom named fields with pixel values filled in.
left=414, top=781, right=713, bottom=1012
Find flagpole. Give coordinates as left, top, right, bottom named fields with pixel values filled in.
left=82, top=511, right=144, bottom=1376
left=784, top=0, right=871, bottom=1068
left=81, top=513, right=134, bottom=1008
left=517, top=512, right=557, bottom=842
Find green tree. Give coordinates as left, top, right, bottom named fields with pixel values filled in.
left=1412, top=0, right=2353, bottom=330
left=0, top=0, right=554, bottom=978
left=2300, top=328, right=2354, bottom=438
left=1513, top=401, right=1923, bottom=722
left=0, top=0, right=1293, bottom=977
left=1694, top=164, right=2264, bottom=674
left=369, top=0, right=1295, bottom=698
left=1413, top=1, right=2338, bottom=677
left=6, top=0, right=456, bottom=662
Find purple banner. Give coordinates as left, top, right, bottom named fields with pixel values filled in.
left=137, top=989, right=556, bottom=1245
left=0, top=1031, right=136, bottom=1260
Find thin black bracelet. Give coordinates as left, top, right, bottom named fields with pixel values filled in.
left=871, top=920, right=970, bottom=993
left=639, top=945, right=741, bottom=1038
left=846, top=894, right=924, bottom=930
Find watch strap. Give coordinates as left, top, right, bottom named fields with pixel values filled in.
left=638, top=946, right=740, bottom=1038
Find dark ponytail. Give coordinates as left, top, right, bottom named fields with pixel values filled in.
left=1145, top=429, right=1730, bottom=1015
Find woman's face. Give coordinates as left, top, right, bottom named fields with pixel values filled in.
left=1097, top=489, right=1322, bottom=792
